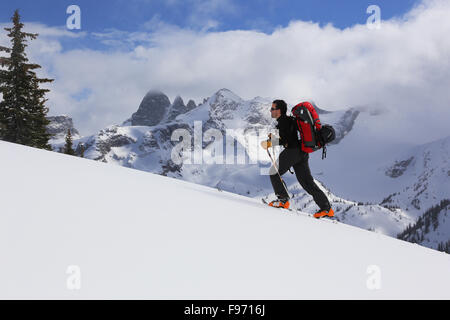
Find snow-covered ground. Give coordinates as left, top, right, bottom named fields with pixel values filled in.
left=1, top=140, right=450, bottom=299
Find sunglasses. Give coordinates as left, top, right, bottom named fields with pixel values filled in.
left=270, top=108, right=279, bottom=111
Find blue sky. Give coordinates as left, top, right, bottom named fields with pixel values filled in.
left=1, top=0, right=420, bottom=35
left=0, top=0, right=422, bottom=54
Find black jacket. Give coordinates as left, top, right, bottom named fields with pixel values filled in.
left=274, top=114, right=301, bottom=149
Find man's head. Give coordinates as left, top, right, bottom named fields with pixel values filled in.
left=271, top=100, right=287, bottom=119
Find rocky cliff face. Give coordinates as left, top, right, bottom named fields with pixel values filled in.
left=131, top=90, right=171, bottom=126
left=130, top=91, right=199, bottom=126
left=385, top=157, right=415, bottom=178
left=166, top=96, right=197, bottom=121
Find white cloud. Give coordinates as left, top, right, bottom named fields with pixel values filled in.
left=1, top=0, right=449, bottom=145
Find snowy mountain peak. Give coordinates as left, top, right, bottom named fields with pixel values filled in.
left=143, top=89, right=166, bottom=97
left=172, top=95, right=184, bottom=105
left=208, top=89, right=245, bottom=123
left=131, top=90, right=171, bottom=126
left=166, top=95, right=186, bottom=122
left=210, top=88, right=243, bottom=104
left=128, top=90, right=200, bottom=126
left=186, top=99, right=197, bottom=110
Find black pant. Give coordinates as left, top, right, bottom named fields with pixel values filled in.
left=269, top=148, right=331, bottom=211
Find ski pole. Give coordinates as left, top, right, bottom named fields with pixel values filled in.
left=266, top=147, right=291, bottom=199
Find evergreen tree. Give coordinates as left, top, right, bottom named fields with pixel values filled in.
left=79, top=143, right=85, bottom=158
left=0, top=10, right=53, bottom=149
left=63, top=129, right=75, bottom=155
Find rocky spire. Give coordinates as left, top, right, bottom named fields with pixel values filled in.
left=131, top=90, right=171, bottom=126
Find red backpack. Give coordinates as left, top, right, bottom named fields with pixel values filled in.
left=291, top=101, right=335, bottom=159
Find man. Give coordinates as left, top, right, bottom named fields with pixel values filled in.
left=261, top=100, right=334, bottom=219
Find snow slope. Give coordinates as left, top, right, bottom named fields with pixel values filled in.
left=1, top=140, right=450, bottom=299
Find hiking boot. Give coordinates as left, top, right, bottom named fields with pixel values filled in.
left=268, top=199, right=290, bottom=209
left=313, top=208, right=334, bottom=219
